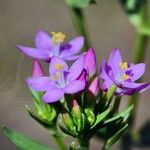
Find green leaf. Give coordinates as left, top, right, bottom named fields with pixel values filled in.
left=104, top=105, right=134, bottom=124
left=26, top=106, right=54, bottom=128
left=104, top=85, right=117, bottom=105
left=3, top=127, right=53, bottom=150
left=91, top=107, right=111, bottom=129
left=65, top=0, right=91, bottom=9
left=103, top=124, right=128, bottom=149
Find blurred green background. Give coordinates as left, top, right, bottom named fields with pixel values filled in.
left=0, top=0, right=150, bottom=149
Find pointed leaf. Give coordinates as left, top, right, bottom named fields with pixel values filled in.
left=3, top=127, right=53, bottom=150
left=91, top=107, right=111, bottom=129
left=103, top=124, right=128, bottom=149
left=104, top=105, right=134, bottom=124
left=65, top=0, right=91, bottom=8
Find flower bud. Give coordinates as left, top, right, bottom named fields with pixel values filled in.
left=71, top=100, right=83, bottom=132
left=34, top=102, right=57, bottom=123
left=88, top=76, right=99, bottom=96
left=84, top=48, right=96, bottom=78
left=29, top=60, right=45, bottom=101
left=62, top=110, right=77, bottom=134
left=32, top=60, right=45, bottom=77
left=85, top=108, right=95, bottom=125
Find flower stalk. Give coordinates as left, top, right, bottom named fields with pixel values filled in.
left=69, top=7, right=90, bottom=50
left=128, top=1, right=149, bottom=134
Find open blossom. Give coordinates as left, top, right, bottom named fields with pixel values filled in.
left=26, top=55, right=85, bottom=103
left=100, top=49, right=150, bottom=95
left=17, top=31, right=84, bottom=61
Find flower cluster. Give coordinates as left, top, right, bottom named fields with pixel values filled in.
left=17, top=31, right=149, bottom=103
left=17, top=31, right=150, bottom=148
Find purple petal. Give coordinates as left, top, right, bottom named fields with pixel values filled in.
left=122, top=81, right=148, bottom=89
left=43, top=88, right=64, bottom=103
left=49, top=57, right=68, bottom=75
left=77, top=69, right=88, bottom=82
left=108, top=48, right=122, bottom=73
left=61, top=55, right=79, bottom=60
left=126, top=63, right=145, bottom=81
left=35, top=31, right=52, bottom=50
left=26, top=77, right=55, bottom=91
left=17, top=45, right=50, bottom=60
left=84, top=48, right=96, bottom=78
left=99, top=60, right=113, bottom=90
left=32, top=60, right=45, bottom=77
left=67, top=55, right=84, bottom=82
left=64, top=80, right=85, bottom=94
left=60, top=36, right=84, bottom=57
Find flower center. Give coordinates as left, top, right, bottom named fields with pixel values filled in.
left=51, top=32, right=66, bottom=45
left=120, top=62, right=128, bottom=70
left=122, top=74, right=129, bottom=80
left=50, top=72, right=61, bottom=81
left=54, top=63, right=64, bottom=70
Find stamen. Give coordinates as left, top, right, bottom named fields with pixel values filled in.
left=122, top=74, right=129, bottom=80
left=120, top=62, right=128, bottom=70
left=50, top=75, right=55, bottom=81
left=54, top=63, right=64, bottom=70
left=51, top=32, right=66, bottom=44
left=56, top=72, right=61, bottom=79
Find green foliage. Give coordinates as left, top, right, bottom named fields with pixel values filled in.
left=26, top=106, right=54, bottom=128
left=91, top=108, right=111, bottom=129
left=103, top=124, right=128, bottom=149
left=3, top=127, right=53, bottom=150
left=65, top=0, right=91, bottom=9
left=104, top=105, right=134, bottom=124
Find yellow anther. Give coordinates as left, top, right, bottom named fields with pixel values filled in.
left=50, top=75, right=55, bottom=81
left=56, top=72, right=61, bottom=79
left=54, top=63, right=64, bottom=70
left=51, top=32, right=66, bottom=44
left=122, top=74, right=129, bottom=80
left=120, top=62, right=128, bottom=70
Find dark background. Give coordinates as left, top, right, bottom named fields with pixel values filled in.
left=0, top=0, right=150, bottom=149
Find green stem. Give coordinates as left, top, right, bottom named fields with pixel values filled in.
left=128, top=0, right=148, bottom=134
left=53, top=134, right=67, bottom=150
left=128, top=32, right=148, bottom=132
left=50, top=127, right=67, bottom=150
left=112, top=96, right=121, bottom=114
left=69, top=7, right=90, bottom=50
left=78, top=137, right=89, bottom=150
left=102, top=144, right=110, bottom=150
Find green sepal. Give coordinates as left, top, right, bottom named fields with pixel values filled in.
left=103, top=124, right=128, bottom=149
left=59, top=124, right=78, bottom=138
left=26, top=106, right=54, bottom=128
left=29, top=87, right=43, bottom=102
left=104, top=105, right=134, bottom=124
left=3, top=127, right=53, bottom=150
left=62, top=112, right=77, bottom=135
left=65, top=0, right=91, bottom=9
left=91, top=107, right=111, bottom=129
left=85, top=109, right=95, bottom=126
left=71, top=106, right=82, bottom=132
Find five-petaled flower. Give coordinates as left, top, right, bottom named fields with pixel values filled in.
left=17, top=31, right=84, bottom=61
left=26, top=55, right=85, bottom=103
left=100, top=49, right=150, bottom=95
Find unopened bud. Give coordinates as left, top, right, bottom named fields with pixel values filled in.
left=32, top=60, right=45, bottom=77
left=88, top=76, right=99, bottom=96
left=62, top=110, right=77, bottom=134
